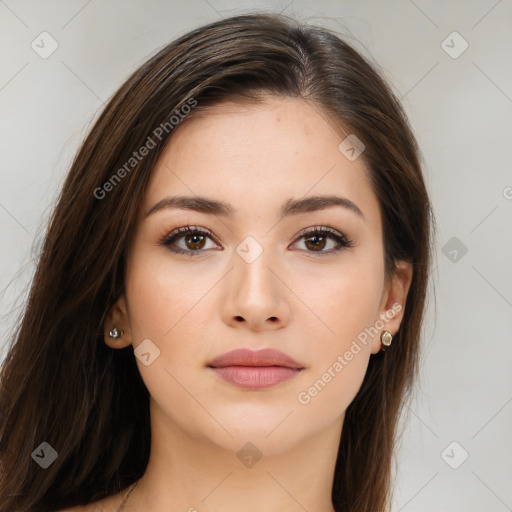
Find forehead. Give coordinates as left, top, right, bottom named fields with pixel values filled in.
left=141, top=96, right=381, bottom=228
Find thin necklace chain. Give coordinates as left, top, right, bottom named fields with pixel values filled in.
left=117, top=479, right=139, bottom=512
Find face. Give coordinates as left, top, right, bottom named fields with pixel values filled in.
left=106, top=95, right=411, bottom=455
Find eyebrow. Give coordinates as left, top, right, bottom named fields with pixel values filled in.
left=145, top=194, right=364, bottom=220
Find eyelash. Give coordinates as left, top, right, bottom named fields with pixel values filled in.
left=160, top=224, right=354, bottom=257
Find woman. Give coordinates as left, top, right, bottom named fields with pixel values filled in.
left=0, top=12, right=434, bottom=512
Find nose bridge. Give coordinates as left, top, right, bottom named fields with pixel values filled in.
left=233, top=234, right=279, bottom=300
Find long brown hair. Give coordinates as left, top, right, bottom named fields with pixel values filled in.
left=0, top=12, right=434, bottom=512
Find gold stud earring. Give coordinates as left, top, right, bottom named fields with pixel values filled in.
left=380, top=330, right=393, bottom=351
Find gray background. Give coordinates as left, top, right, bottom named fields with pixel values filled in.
left=1, top=1, right=511, bottom=510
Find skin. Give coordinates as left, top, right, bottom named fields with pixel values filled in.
left=70, top=95, right=412, bottom=511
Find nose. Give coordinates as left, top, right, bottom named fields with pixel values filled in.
left=221, top=246, right=291, bottom=332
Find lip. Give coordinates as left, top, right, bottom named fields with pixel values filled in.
left=207, top=348, right=304, bottom=369
left=207, top=348, right=305, bottom=390
left=210, top=366, right=303, bottom=390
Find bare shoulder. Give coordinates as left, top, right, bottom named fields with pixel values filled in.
left=56, top=491, right=123, bottom=512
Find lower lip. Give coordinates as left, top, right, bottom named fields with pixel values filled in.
left=209, top=366, right=303, bottom=390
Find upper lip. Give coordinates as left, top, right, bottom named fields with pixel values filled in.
left=207, top=348, right=304, bottom=369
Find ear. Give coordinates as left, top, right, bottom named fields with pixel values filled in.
left=370, top=260, right=413, bottom=354
left=103, top=294, right=132, bottom=349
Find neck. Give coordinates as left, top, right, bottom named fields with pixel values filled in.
left=126, top=398, right=342, bottom=511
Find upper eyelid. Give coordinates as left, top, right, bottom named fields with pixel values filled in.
left=294, top=225, right=346, bottom=240
left=164, top=225, right=218, bottom=243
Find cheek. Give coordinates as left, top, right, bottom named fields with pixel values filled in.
left=124, top=251, right=214, bottom=426
left=296, top=260, right=383, bottom=412
left=125, top=248, right=214, bottom=343
left=123, top=250, right=219, bottom=407
left=305, top=261, right=383, bottom=351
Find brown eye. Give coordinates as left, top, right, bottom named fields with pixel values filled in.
left=292, top=227, right=354, bottom=256
left=161, top=226, right=218, bottom=256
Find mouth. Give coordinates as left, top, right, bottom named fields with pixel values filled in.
left=206, top=348, right=305, bottom=390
